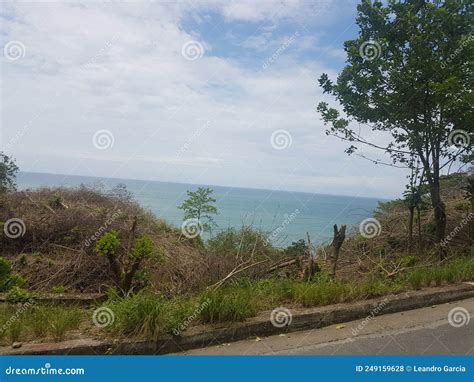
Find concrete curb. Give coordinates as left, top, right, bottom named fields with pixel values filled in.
left=0, top=293, right=106, bottom=306
left=2, top=283, right=474, bottom=355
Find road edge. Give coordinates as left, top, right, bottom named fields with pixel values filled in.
left=2, top=283, right=473, bottom=355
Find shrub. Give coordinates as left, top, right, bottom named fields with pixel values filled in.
left=284, top=239, right=309, bottom=257
left=51, top=285, right=66, bottom=294
left=96, top=229, right=155, bottom=295
left=0, top=257, right=25, bottom=292
left=6, top=286, right=32, bottom=303
left=207, top=226, right=275, bottom=259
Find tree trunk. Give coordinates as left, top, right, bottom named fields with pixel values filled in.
left=331, top=224, right=346, bottom=280
left=416, top=145, right=446, bottom=249
left=416, top=206, right=422, bottom=254
left=106, top=253, right=123, bottom=287
left=121, top=257, right=143, bottom=294
left=408, top=205, right=414, bottom=254
left=428, top=181, right=447, bottom=260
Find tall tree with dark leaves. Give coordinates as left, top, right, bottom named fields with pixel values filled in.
left=317, top=0, right=473, bottom=255
left=0, top=153, right=19, bottom=194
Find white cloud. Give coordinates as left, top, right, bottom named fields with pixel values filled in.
left=1, top=0, right=407, bottom=199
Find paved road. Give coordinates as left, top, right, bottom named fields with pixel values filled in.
left=178, top=298, right=474, bottom=355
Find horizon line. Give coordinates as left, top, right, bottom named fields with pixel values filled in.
left=17, top=170, right=389, bottom=201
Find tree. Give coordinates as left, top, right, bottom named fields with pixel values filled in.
left=402, top=157, right=425, bottom=254
left=178, top=187, right=218, bottom=233
left=0, top=152, right=19, bottom=193
left=95, top=217, right=155, bottom=295
left=317, top=0, right=473, bottom=253
left=284, top=239, right=309, bottom=257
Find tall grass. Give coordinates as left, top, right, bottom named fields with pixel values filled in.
left=0, top=305, right=84, bottom=345
left=0, top=256, right=472, bottom=343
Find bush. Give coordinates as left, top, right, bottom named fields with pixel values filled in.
left=284, top=239, right=309, bottom=257
left=0, top=257, right=25, bottom=292
left=207, top=226, right=275, bottom=259
left=6, top=286, right=32, bottom=302
left=51, top=285, right=66, bottom=294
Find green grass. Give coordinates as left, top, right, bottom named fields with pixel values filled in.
left=404, top=257, right=474, bottom=289
left=107, top=292, right=168, bottom=340
left=0, top=304, right=84, bottom=345
left=199, top=288, right=258, bottom=323
left=48, top=309, right=82, bottom=341
left=0, top=256, right=472, bottom=343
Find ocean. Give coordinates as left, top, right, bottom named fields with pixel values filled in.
left=17, top=172, right=383, bottom=247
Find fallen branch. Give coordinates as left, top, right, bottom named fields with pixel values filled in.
left=208, top=259, right=268, bottom=290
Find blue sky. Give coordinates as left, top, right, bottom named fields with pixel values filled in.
left=1, top=0, right=409, bottom=198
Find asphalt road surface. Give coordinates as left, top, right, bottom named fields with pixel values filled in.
left=177, top=297, right=474, bottom=355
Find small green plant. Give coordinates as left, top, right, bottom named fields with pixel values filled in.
left=401, top=255, right=419, bottom=268
left=48, top=309, right=81, bottom=341
left=8, top=321, right=22, bottom=343
left=19, top=255, right=28, bottom=268
left=407, top=270, right=425, bottom=290
left=95, top=223, right=155, bottom=295
left=284, top=239, right=309, bottom=257
left=29, top=307, right=50, bottom=337
left=51, top=285, right=66, bottom=294
left=0, top=257, right=25, bottom=292
left=6, top=286, right=32, bottom=303
left=48, top=195, right=65, bottom=209
left=453, top=200, right=471, bottom=211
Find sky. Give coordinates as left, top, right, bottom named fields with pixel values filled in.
left=0, top=0, right=410, bottom=199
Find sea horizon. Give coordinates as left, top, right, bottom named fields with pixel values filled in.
left=17, top=171, right=384, bottom=247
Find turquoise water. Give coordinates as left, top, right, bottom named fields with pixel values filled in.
left=17, top=172, right=382, bottom=247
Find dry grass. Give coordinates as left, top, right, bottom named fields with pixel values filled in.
left=0, top=187, right=209, bottom=295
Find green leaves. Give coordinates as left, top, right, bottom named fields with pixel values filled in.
left=178, top=187, right=218, bottom=233
left=316, top=0, right=472, bottom=166
left=129, top=236, right=154, bottom=259
left=95, top=231, right=120, bottom=257
left=0, top=152, right=19, bottom=194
